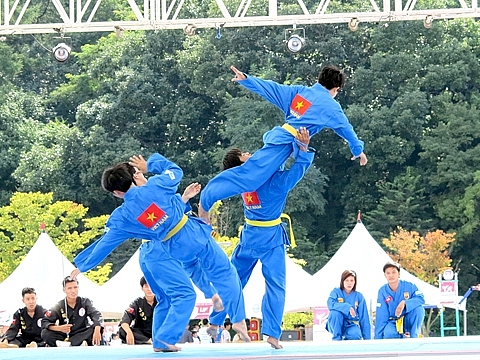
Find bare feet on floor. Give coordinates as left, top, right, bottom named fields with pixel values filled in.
left=211, top=294, right=224, bottom=312
left=267, top=336, right=283, bottom=349
left=154, top=341, right=182, bottom=352
left=232, top=320, right=251, bottom=343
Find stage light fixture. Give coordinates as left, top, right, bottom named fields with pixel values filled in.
left=348, top=18, right=360, bottom=32
left=52, top=43, right=71, bottom=62
left=423, top=15, right=433, bottom=29
left=284, top=27, right=306, bottom=54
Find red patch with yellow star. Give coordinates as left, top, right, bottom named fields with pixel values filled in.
left=137, top=203, right=166, bottom=229
left=127, top=307, right=135, bottom=314
left=290, top=94, right=312, bottom=118
left=242, top=192, right=260, bottom=206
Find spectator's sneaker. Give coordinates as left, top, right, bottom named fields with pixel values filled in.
left=0, top=342, right=19, bottom=348
left=26, top=342, right=38, bottom=348
left=56, top=340, right=71, bottom=347
left=80, top=341, right=88, bottom=347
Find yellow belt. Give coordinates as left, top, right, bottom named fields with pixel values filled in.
left=244, top=213, right=296, bottom=248
left=395, top=316, right=404, bottom=334
left=282, top=123, right=297, bottom=137
left=142, top=214, right=188, bottom=243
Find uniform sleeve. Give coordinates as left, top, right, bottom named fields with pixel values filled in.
left=273, top=150, right=314, bottom=192
left=327, top=288, right=351, bottom=316
left=3, top=310, right=21, bottom=341
left=85, top=298, right=103, bottom=327
left=327, top=107, right=364, bottom=157
left=146, top=153, right=183, bottom=190
left=357, top=293, right=371, bottom=340
left=238, top=76, right=301, bottom=115
left=119, top=300, right=137, bottom=326
left=405, top=283, right=425, bottom=313
left=42, top=305, right=62, bottom=330
left=74, top=217, right=132, bottom=273
left=374, top=288, right=389, bottom=339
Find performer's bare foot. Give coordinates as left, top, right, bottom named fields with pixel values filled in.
left=212, top=294, right=224, bottom=312
left=232, top=320, right=251, bottom=343
left=267, top=336, right=283, bottom=349
left=198, top=203, right=211, bottom=224
left=154, top=341, right=181, bottom=352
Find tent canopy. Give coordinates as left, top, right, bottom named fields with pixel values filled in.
left=0, top=232, right=101, bottom=314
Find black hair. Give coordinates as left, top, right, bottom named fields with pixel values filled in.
left=223, top=148, right=243, bottom=170
left=202, top=318, right=209, bottom=325
left=101, top=162, right=136, bottom=193
left=317, top=65, right=345, bottom=90
left=22, top=287, right=36, bottom=297
left=140, top=276, right=147, bottom=287
left=383, top=261, right=401, bottom=273
left=62, top=276, right=78, bottom=287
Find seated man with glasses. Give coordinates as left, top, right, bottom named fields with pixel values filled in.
left=0, top=287, right=46, bottom=348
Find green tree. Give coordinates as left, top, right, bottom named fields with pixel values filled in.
left=0, top=192, right=110, bottom=283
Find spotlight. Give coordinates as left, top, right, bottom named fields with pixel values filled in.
left=184, top=24, right=196, bottom=36
left=286, top=34, right=305, bottom=53
left=52, top=43, right=71, bottom=62
left=284, top=27, right=306, bottom=54
left=348, top=18, right=360, bottom=31
left=423, top=15, right=433, bottom=29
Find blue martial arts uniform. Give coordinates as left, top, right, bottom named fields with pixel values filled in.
left=200, top=75, right=364, bottom=211
left=208, top=149, right=314, bottom=339
left=374, top=280, right=425, bottom=339
left=74, top=153, right=245, bottom=350
left=326, top=288, right=371, bottom=340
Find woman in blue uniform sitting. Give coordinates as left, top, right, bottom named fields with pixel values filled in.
left=326, top=270, right=371, bottom=340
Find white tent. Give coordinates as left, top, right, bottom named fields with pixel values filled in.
left=312, top=221, right=451, bottom=311
left=0, top=232, right=101, bottom=314
left=242, top=255, right=317, bottom=318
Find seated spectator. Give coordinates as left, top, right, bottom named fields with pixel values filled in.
left=221, top=321, right=232, bottom=343
left=119, top=277, right=156, bottom=345
left=192, top=330, right=200, bottom=344
left=178, top=324, right=193, bottom=344
left=326, top=270, right=371, bottom=340
left=375, top=262, right=425, bottom=339
left=41, top=276, right=103, bottom=347
left=0, top=287, right=46, bottom=348
left=198, top=318, right=215, bottom=343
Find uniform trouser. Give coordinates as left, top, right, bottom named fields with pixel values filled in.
left=41, top=326, right=96, bottom=346
left=200, top=143, right=293, bottom=211
left=183, top=259, right=216, bottom=299
left=326, top=310, right=362, bottom=340
left=163, top=218, right=246, bottom=324
left=210, top=244, right=286, bottom=339
left=139, top=242, right=196, bottom=350
left=118, top=327, right=151, bottom=344
left=9, top=336, right=45, bottom=347
left=382, top=306, right=425, bottom=339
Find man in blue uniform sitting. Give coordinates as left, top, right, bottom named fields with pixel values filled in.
left=374, top=262, right=425, bottom=339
